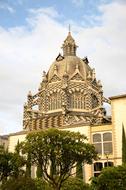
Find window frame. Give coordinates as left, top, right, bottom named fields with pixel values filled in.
left=92, top=132, right=113, bottom=156
left=93, top=161, right=114, bottom=177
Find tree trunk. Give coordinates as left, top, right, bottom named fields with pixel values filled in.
left=52, top=184, right=61, bottom=190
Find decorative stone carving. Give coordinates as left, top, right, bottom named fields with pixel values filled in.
left=71, top=73, right=84, bottom=81
left=64, top=115, right=92, bottom=125
left=50, top=74, right=61, bottom=83
left=23, top=31, right=111, bottom=131
left=56, top=53, right=64, bottom=61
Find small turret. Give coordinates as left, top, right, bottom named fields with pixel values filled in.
left=62, top=28, right=78, bottom=56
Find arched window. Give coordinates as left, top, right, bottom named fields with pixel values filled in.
left=48, top=93, right=61, bottom=110
left=69, top=92, right=85, bottom=109
left=93, top=134, right=101, bottom=142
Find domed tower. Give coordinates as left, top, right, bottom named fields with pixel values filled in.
left=23, top=31, right=110, bottom=131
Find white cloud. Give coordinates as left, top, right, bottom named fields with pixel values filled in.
left=114, top=0, right=126, bottom=4
left=0, top=2, right=126, bottom=134
left=76, top=2, right=126, bottom=97
left=0, top=3, right=15, bottom=13
left=0, top=7, right=67, bottom=135
left=29, top=7, right=60, bottom=19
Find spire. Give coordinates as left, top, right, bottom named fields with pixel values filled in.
left=62, top=26, right=77, bottom=56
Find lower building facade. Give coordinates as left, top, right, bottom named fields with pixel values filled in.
left=8, top=94, right=126, bottom=182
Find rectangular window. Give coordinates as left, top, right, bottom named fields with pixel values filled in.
left=94, top=143, right=102, bottom=154
left=93, top=132, right=113, bottom=156
left=103, top=142, right=112, bottom=154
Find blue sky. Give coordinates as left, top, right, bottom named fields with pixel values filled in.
left=0, top=0, right=112, bottom=28
left=0, top=0, right=126, bottom=134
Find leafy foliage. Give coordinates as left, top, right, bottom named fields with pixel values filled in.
left=62, top=177, right=90, bottom=190
left=76, top=162, right=83, bottom=179
left=19, top=128, right=97, bottom=190
left=1, top=177, right=37, bottom=190
left=90, top=165, right=126, bottom=190
left=36, top=164, right=43, bottom=178
left=25, top=153, right=31, bottom=177
left=0, top=145, right=14, bottom=183
left=34, top=178, right=53, bottom=190
left=0, top=145, right=25, bottom=183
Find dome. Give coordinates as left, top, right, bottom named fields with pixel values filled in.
left=47, top=31, right=92, bottom=81
left=47, top=55, right=92, bottom=81
left=23, top=30, right=109, bottom=132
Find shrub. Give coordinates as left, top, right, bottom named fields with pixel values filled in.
left=1, top=177, right=37, bottom=190
left=90, top=165, right=126, bottom=190
left=62, top=177, right=89, bottom=190
left=34, top=178, right=53, bottom=190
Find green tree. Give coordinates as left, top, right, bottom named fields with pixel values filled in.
left=14, top=140, right=26, bottom=178
left=20, top=128, right=97, bottom=190
left=0, top=145, right=25, bottom=183
left=0, top=145, right=13, bottom=183
left=10, top=152, right=25, bottom=179
left=90, top=165, right=126, bottom=190
left=122, top=124, right=126, bottom=164
left=35, top=178, right=53, bottom=190
left=25, top=153, right=31, bottom=177
left=62, top=177, right=89, bottom=190
left=76, top=162, right=83, bottom=179
left=16, top=140, right=32, bottom=178
left=36, top=164, right=43, bottom=178
left=1, top=177, right=37, bottom=190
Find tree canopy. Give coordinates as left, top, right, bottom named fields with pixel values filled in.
left=19, top=128, right=97, bottom=190
left=1, top=177, right=38, bottom=190
left=62, top=177, right=90, bottom=190
left=90, top=165, right=126, bottom=190
left=0, top=145, right=25, bottom=183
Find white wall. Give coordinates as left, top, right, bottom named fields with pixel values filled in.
left=111, top=96, right=126, bottom=165
left=8, top=133, right=26, bottom=153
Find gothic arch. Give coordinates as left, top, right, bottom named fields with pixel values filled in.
left=69, top=90, right=86, bottom=109
left=47, top=89, right=64, bottom=111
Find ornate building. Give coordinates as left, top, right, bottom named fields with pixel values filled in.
left=7, top=31, right=126, bottom=182
left=23, top=31, right=110, bottom=131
